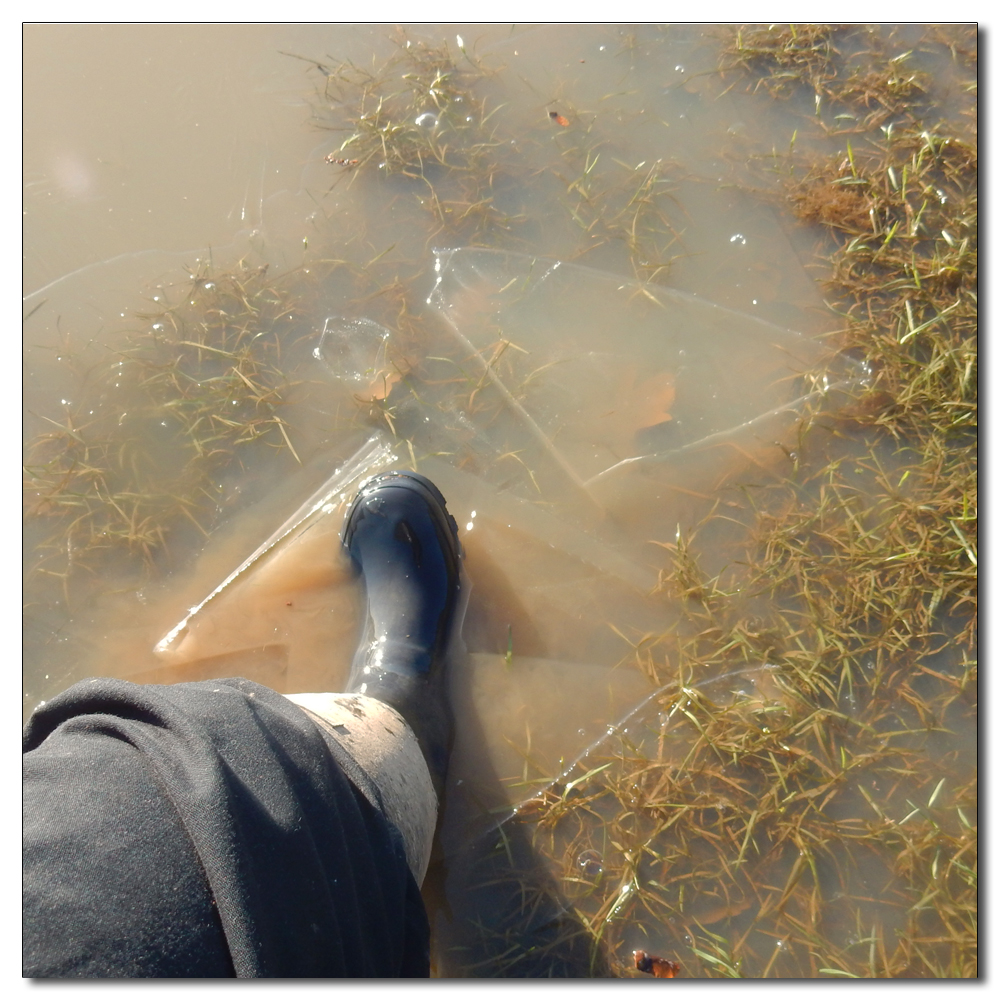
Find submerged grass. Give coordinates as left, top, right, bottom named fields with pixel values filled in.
left=305, top=35, right=524, bottom=247
left=24, top=261, right=310, bottom=591
left=466, top=23, right=976, bottom=979
left=23, top=23, right=976, bottom=977
left=305, top=32, right=701, bottom=283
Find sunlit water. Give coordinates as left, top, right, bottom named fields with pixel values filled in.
left=23, top=24, right=973, bottom=978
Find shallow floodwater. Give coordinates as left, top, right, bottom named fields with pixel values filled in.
left=24, top=22, right=831, bottom=701
left=23, top=24, right=974, bottom=978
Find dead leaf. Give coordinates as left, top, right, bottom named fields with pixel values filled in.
left=632, top=370, right=676, bottom=429
left=634, top=950, right=680, bottom=978
left=355, top=369, right=402, bottom=402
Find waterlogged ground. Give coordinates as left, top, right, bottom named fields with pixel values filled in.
left=23, top=24, right=976, bottom=978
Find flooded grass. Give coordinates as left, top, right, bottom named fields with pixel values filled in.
left=471, top=23, right=976, bottom=978
left=303, top=34, right=524, bottom=248
left=23, top=24, right=976, bottom=977
left=24, top=261, right=311, bottom=594
left=302, top=31, right=709, bottom=285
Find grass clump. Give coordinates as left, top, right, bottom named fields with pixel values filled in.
left=790, top=126, right=977, bottom=445
left=719, top=23, right=844, bottom=97
left=455, top=24, right=977, bottom=979
left=305, top=35, right=522, bottom=246
left=495, top=650, right=975, bottom=977
left=304, top=32, right=702, bottom=284
left=719, top=24, right=940, bottom=132
left=24, top=261, right=307, bottom=592
left=320, top=37, right=490, bottom=173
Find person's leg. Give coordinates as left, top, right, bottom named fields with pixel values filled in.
left=286, top=469, right=467, bottom=889
left=23, top=676, right=430, bottom=978
left=338, top=470, right=464, bottom=798
left=23, top=470, right=464, bottom=978
left=285, top=693, right=438, bottom=886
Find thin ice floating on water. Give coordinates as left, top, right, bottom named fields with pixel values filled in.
left=154, top=435, right=399, bottom=658
left=153, top=248, right=861, bottom=824
left=410, top=247, right=859, bottom=523
left=314, top=316, right=400, bottom=401
left=156, top=246, right=857, bottom=666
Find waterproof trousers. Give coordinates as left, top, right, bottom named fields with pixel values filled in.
left=22, top=676, right=433, bottom=978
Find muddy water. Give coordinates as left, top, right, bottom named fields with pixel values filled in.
left=23, top=26, right=831, bottom=712
left=23, top=23, right=937, bottom=978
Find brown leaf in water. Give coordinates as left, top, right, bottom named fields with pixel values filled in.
left=589, top=365, right=677, bottom=458
left=634, top=950, right=680, bottom=978
left=632, top=370, right=676, bottom=429
left=354, top=369, right=402, bottom=402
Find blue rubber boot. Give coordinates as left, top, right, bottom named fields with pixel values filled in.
left=342, top=470, right=463, bottom=798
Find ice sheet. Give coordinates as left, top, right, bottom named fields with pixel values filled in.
left=152, top=248, right=859, bottom=810
left=425, top=248, right=850, bottom=491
